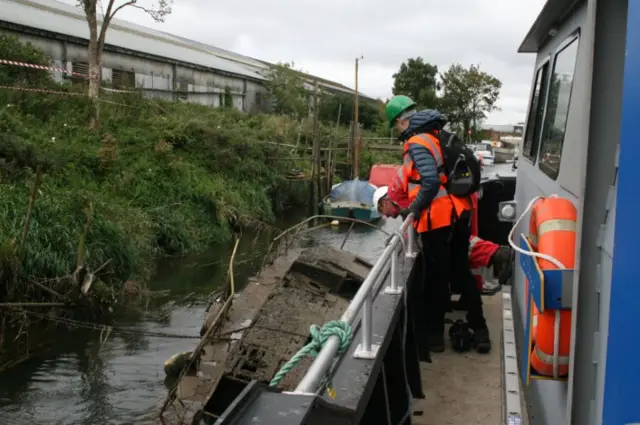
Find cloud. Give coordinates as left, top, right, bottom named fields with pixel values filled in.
left=81, top=0, right=548, bottom=123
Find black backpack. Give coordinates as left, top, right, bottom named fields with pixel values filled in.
left=430, top=129, right=481, bottom=198
left=448, top=319, right=472, bottom=353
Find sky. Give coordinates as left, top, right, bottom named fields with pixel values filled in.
left=89, top=0, right=547, bottom=124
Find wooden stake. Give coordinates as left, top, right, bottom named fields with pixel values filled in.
left=311, top=80, right=321, bottom=225
left=327, top=103, right=342, bottom=193
left=352, top=56, right=362, bottom=179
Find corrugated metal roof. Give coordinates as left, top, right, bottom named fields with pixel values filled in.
left=0, top=0, right=372, bottom=98
left=1, top=0, right=266, bottom=79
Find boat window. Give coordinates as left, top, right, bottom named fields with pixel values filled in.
left=522, top=61, right=550, bottom=163
left=538, top=35, right=580, bottom=180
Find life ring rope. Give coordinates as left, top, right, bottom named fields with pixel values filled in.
left=507, top=195, right=567, bottom=269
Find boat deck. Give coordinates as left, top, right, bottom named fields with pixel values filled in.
left=413, top=294, right=528, bottom=425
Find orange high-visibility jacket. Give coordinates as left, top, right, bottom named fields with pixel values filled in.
left=402, top=133, right=471, bottom=232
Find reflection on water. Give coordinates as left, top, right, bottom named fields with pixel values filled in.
left=0, top=214, right=402, bottom=425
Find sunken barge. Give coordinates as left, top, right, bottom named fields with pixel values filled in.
left=160, top=245, right=373, bottom=424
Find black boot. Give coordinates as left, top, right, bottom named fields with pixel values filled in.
left=491, top=246, right=513, bottom=286
left=472, top=326, right=492, bottom=354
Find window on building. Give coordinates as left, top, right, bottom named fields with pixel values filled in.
left=522, top=61, right=550, bottom=162
left=71, top=61, right=89, bottom=84
left=538, top=34, right=580, bottom=180
left=176, top=79, right=190, bottom=100
left=223, top=87, right=233, bottom=108
left=112, top=68, right=135, bottom=89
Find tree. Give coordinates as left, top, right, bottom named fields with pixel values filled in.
left=79, top=0, right=172, bottom=126
left=0, top=35, right=56, bottom=89
left=318, top=93, right=384, bottom=131
left=264, top=62, right=309, bottom=117
left=392, top=57, right=440, bottom=108
left=439, top=64, right=502, bottom=140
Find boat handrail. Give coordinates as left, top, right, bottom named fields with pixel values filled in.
left=293, top=213, right=416, bottom=394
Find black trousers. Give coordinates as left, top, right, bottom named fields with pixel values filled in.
left=420, top=214, right=487, bottom=335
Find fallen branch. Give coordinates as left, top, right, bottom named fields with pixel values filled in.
left=159, top=237, right=241, bottom=418
left=28, top=279, right=64, bottom=299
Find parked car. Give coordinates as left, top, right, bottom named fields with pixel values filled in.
left=468, top=142, right=495, bottom=165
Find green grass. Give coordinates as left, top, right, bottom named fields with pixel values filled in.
left=0, top=35, right=393, bottom=306
left=0, top=92, right=332, bottom=300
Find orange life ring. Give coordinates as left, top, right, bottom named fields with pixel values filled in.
left=528, top=215, right=540, bottom=343
left=528, top=197, right=576, bottom=377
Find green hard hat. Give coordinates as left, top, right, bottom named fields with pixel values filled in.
left=386, top=95, right=417, bottom=127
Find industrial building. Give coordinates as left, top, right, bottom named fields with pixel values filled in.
left=0, top=0, right=369, bottom=112
left=481, top=123, right=524, bottom=140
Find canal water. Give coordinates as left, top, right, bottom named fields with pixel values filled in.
left=0, top=214, right=403, bottom=425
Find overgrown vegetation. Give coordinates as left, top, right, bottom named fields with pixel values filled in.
left=265, top=61, right=386, bottom=132
left=0, top=36, right=364, bottom=308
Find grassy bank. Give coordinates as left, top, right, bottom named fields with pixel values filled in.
left=0, top=36, right=398, bottom=311
left=0, top=98, right=308, bottom=301
left=0, top=41, right=310, bottom=305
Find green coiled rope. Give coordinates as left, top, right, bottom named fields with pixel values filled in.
left=269, top=320, right=353, bottom=387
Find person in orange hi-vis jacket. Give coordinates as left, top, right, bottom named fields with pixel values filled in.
left=373, top=178, right=513, bottom=294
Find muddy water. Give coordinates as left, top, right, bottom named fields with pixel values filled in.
left=0, top=214, right=404, bottom=425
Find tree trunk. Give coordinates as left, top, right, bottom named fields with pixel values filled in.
left=463, top=120, right=471, bottom=143
left=87, top=16, right=101, bottom=129
left=88, top=60, right=101, bottom=128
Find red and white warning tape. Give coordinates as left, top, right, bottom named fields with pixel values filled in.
left=0, top=58, right=143, bottom=94
left=0, top=59, right=211, bottom=96
left=0, top=58, right=88, bottom=79
left=0, top=85, right=83, bottom=96
left=101, top=86, right=137, bottom=93
left=0, top=85, right=141, bottom=109
left=0, top=57, right=242, bottom=96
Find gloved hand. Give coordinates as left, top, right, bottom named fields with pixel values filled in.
left=400, top=208, right=418, bottom=220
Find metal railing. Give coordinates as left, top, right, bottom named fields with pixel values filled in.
left=293, top=214, right=417, bottom=394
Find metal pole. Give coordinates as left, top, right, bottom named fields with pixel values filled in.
left=361, top=289, right=373, bottom=352
left=406, top=223, right=417, bottom=258
left=383, top=247, right=402, bottom=295
left=390, top=251, right=397, bottom=290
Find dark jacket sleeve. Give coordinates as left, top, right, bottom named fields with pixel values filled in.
left=407, top=142, right=440, bottom=212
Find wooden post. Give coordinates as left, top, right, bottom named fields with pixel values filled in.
left=352, top=56, right=362, bottom=180
left=327, top=103, right=342, bottom=194
left=311, top=81, right=321, bottom=225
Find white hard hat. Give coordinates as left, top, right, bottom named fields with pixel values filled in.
left=373, top=186, right=389, bottom=207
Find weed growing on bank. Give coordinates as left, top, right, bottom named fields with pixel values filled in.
left=0, top=35, right=396, bottom=308
left=0, top=90, right=342, bottom=300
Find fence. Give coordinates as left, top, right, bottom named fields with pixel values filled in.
left=293, top=213, right=416, bottom=393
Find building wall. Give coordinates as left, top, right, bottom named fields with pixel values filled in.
left=0, top=27, right=270, bottom=112
left=483, top=124, right=524, bottom=141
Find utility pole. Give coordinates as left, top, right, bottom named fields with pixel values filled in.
left=311, top=80, right=321, bottom=225
left=352, top=56, right=363, bottom=180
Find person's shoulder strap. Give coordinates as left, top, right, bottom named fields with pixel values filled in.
left=437, top=129, right=457, bottom=148
left=410, top=133, right=444, bottom=167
